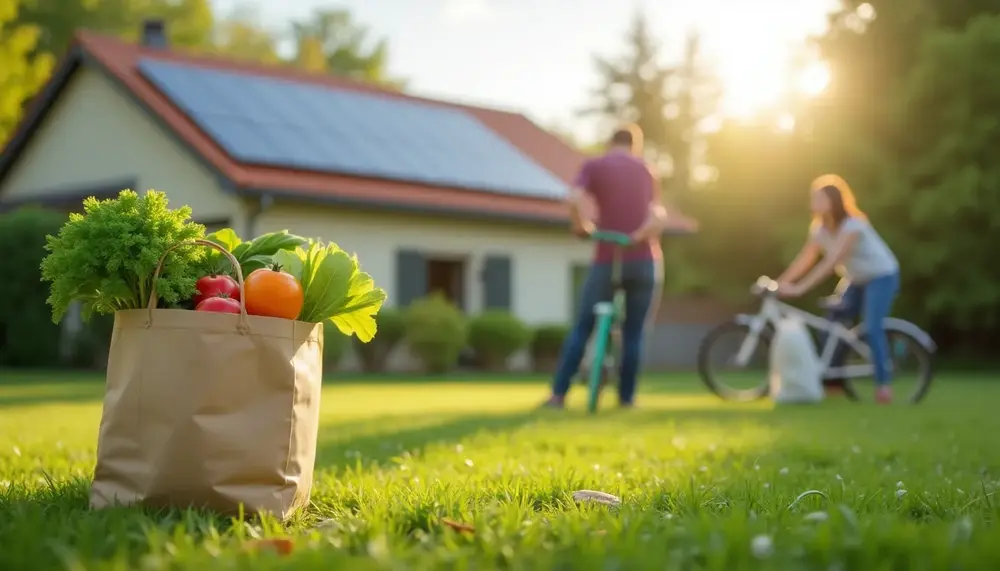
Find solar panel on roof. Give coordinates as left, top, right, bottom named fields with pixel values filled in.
left=137, top=59, right=569, bottom=200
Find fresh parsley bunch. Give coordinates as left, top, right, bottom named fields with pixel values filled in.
left=40, top=189, right=206, bottom=323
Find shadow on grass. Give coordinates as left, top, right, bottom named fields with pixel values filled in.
left=315, top=410, right=556, bottom=470
left=0, top=382, right=105, bottom=409
left=312, top=393, right=783, bottom=472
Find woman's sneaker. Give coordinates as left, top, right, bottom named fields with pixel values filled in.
left=875, top=386, right=893, bottom=404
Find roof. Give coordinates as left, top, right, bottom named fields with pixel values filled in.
left=0, top=32, right=586, bottom=224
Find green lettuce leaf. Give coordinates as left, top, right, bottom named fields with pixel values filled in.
left=206, top=228, right=241, bottom=251
left=201, top=228, right=307, bottom=276
left=329, top=272, right=386, bottom=342
left=232, top=230, right=307, bottom=265
left=291, top=239, right=387, bottom=342
left=272, top=248, right=304, bottom=281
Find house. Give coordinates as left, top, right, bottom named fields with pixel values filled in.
left=0, top=22, right=733, bottom=371
left=0, top=21, right=595, bottom=331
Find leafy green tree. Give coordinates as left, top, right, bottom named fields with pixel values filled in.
left=887, top=14, right=1000, bottom=335
left=581, top=12, right=677, bottom=165
left=209, top=4, right=279, bottom=63
left=0, top=0, right=54, bottom=144
left=17, top=0, right=214, bottom=57
left=288, top=8, right=404, bottom=88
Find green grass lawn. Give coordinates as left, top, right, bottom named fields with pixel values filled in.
left=1, top=371, right=999, bottom=570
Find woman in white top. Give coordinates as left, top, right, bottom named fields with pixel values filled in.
left=776, top=174, right=901, bottom=404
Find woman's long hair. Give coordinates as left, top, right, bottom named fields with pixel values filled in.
left=811, top=174, right=867, bottom=231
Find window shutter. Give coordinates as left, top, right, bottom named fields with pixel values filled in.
left=396, top=250, right=427, bottom=307
left=482, top=255, right=512, bottom=310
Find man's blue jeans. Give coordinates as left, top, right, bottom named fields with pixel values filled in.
left=825, top=272, right=901, bottom=386
left=551, top=259, right=662, bottom=404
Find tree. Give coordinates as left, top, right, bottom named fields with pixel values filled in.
left=210, top=4, right=279, bottom=64
left=581, top=12, right=677, bottom=167
left=129, top=0, right=214, bottom=52
left=17, top=0, right=214, bottom=57
left=582, top=14, right=719, bottom=199
left=0, top=0, right=54, bottom=144
left=885, top=14, right=1000, bottom=338
left=287, top=8, right=404, bottom=88
left=668, top=31, right=721, bottom=198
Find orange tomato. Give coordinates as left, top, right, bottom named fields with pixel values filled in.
left=243, top=266, right=304, bottom=320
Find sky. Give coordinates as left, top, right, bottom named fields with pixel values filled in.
left=210, top=0, right=841, bottom=141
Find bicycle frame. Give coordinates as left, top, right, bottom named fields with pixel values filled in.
left=588, top=252, right=624, bottom=376
left=732, top=294, right=876, bottom=380
left=584, top=231, right=630, bottom=412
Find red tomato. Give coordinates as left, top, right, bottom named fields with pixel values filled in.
left=193, top=274, right=240, bottom=306
left=195, top=295, right=241, bottom=314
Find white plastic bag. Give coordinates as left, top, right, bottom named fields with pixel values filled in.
left=769, top=316, right=824, bottom=404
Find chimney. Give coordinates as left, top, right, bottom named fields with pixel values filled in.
left=141, top=19, right=167, bottom=48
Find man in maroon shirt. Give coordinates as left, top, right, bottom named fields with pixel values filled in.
left=544, top=125, right=694, bottom=408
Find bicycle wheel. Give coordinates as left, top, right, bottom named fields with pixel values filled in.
left=587, top=309, right=616, bottom=413
left=840, top=326, right=934, bottom=404
left=697, top=320, right=773, bottom=402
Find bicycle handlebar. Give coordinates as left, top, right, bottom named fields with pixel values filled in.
left=750, top=276, right=779, bottom=297
left=588, top=227, right=697, bottom=246
left=589, top=230, right=634, bottom=246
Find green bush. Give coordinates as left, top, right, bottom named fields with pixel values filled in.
left=530, top=324, right=569, bottom=372
left=352, top=308, right=405, bottom=373
left=323, top=321, right=350, bottom=372
left=0, top=207, right=67, bottom=367
left=404, top=293, right=467, bottom=374
left=467, top=310, right=531, bottom=371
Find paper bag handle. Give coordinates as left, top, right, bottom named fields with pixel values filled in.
left=146, top=239, right=249, bottom=332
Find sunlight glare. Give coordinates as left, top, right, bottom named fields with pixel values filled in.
left=797, top=62, right=830, bottom=96
left=777, top=113, right=796, bottom=131
left=711, top=43, right=787, bottom=118
left=856, top=3, right=876, bottom=21
left=686, top=2, right=836, bottom=118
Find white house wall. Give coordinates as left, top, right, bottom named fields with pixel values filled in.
left=255, top=205, right=593, bottom=325
left=0, top=67, right=243, bottom=230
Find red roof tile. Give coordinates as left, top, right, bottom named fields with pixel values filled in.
left=69, top=32, right=584, bottom=221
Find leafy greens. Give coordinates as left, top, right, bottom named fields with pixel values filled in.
left=273, top=240, right=387, bottom=342
left=201, top=228, right=307, bottom=278
left=40, top=189, right=206, bottom=323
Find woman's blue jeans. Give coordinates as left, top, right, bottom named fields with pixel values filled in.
left=825, top=272, right=901, bottom=385
left=550, top=259, right=661, bottom=404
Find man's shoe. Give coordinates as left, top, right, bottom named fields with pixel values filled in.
left=539, top=395, right=565, bottom=409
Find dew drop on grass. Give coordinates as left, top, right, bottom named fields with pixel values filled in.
left=750, top=534, right=774, bottom=559
left=804, top=511, right=829, bottom=522
left=895, top=489, right=907, bottom=499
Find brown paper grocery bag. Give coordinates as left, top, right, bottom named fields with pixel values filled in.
left=89, top=239, right=324, bottom=520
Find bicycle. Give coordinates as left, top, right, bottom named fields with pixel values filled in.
left=574, top=227, right=695, bottom=413
left=575, top=230, right=632, bottom=414
left=697, top=275, right=937, bottom=404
